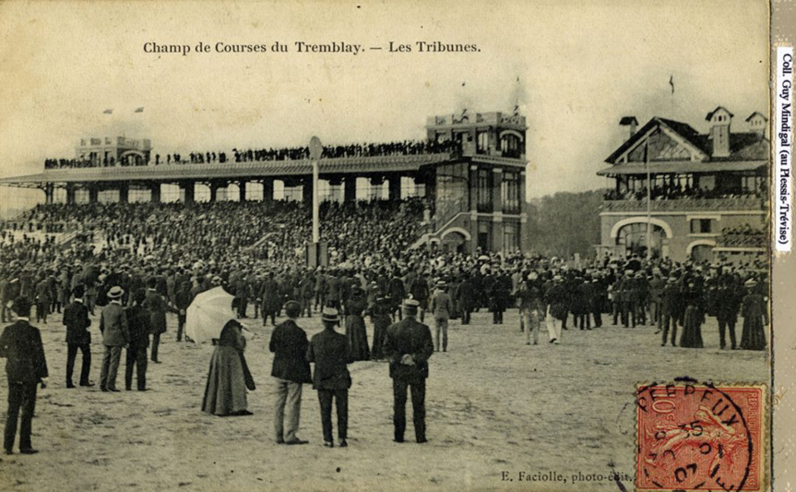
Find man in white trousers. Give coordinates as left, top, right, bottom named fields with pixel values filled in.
left=544, top=274, right=568, bottom=345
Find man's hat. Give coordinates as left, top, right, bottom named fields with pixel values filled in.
left=107, top=286, right=124, bottom=299
left=553, top=275, right=563, bottom=281
left=625, top=269, right=634, bottom=275
left=437, top=280, right=447, bottom=289
left=72, top=285, right=85, bottom=298
left=403, top=298, right=420, bottom=314
left=744, top=279, right=758, bottom=287
left=321, top=307, right=340, bottom=324
left=668, top=276, right=678, bottom=283
left=11, top=297, right=31, bottom=316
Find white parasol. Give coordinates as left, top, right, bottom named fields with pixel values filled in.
left=185, top=286, right=237, bottom=344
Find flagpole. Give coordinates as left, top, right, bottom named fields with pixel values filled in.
left=645, top=139, right=652, bottom=261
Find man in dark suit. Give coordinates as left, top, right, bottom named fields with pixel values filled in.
left=269, top=300, right=311, bottom=445
left=0, top=297, right=48, bottom=455
left=62, top=285, right=93, bottom=388
left=143, top=278, right=171, bottom=363
left=260, top=272, right=281, bottom=327
left=382, top=299, right=434, bottom=444
left=307, top=308, right=352, bottom=448
left=660, top=277, right=682, bottom=347
left=125, top=289, right=151, bottom=391
left=99, top=286, right=129, bottom=392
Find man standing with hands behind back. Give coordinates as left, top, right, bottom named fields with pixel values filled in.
left=382, top=298, right=434, bottom=444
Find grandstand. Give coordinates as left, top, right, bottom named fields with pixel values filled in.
left=0, top=110, right=528, bottom=257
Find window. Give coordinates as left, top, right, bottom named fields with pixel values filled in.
left=690, top=219, right=713, bottom=234
left=476, top=169, right=492, bottom=213
left=477, top=131, right=489, bottom=154
left=500, top=134, right=522, bottom=158
left=503, top=223, right=519, bottom=252
left=501, top=171, right=521, bottom=214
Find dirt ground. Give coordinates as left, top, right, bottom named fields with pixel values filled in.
left=0, top=308, right=768, bottom=491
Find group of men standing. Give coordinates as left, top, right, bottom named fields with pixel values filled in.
left=268, top=298, right=433, bottom=448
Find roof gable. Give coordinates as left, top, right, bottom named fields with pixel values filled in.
left=605, top=117, right=708, bottom=164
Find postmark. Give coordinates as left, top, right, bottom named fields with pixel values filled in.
left=635, top=378, right=766, bottom=491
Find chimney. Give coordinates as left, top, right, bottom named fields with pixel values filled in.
left=745, top=111, right=768, bottom=137
left=705, top=106, right=733, bottom=158
left=619, top=116, right=638, bottom=142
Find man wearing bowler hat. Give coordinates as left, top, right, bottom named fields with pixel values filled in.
left=0, top=297, right=48, bottom=454
left=306, top=307, right=352, bottom=448
left=382, top=298, right=434, bottom=443
left=99, top=286, right=129, bottom=392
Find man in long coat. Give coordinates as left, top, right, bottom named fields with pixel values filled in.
left=62, top=285, right=93, bottom=388
left=0, top=297, right=48, bottom=454
left=382, top=299, right=434, bottom=443
left=260, top=272, right=282, bottom=327
left=143, top=278, right=170, bottom=363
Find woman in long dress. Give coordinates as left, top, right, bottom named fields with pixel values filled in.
left=344, top=286, right=370, bottom=361
left=679, top=281, right=704, bottom=348
left=740, top=279, right=767, bottom=351
left=202, top=319, right=255, bottom=416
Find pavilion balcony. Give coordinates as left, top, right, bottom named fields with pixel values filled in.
left=601, top=196, right=766, bottom=213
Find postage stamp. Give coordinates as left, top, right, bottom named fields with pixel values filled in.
left=635, top=378, right=766, bottom=491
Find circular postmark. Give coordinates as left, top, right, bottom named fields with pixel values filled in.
left=635, top=377, right=756, bottom=491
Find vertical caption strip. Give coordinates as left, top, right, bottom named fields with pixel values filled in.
left=775, top=47, right=793, bottom=252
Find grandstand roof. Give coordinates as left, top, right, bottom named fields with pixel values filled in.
left=0, top=153, right=526, bottom=188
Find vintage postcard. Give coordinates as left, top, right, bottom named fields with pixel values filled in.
left=0, top=1, right=789, bottom=490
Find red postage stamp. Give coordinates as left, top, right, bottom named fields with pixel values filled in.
left=635, top=379, right=766, bottom=491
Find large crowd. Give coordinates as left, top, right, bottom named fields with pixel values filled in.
left=43, top=139, right=464, bottom=170
left=0, top=197, right=770, bottom=454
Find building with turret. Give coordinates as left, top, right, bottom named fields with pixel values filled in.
left=1, top=109, right=528, bottom=255
left=597, top=107, right=768, bottom=264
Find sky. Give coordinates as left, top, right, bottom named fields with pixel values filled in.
left=0, top=0, right=769, bottom=213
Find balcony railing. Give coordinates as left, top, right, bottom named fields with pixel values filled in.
left=717, top=233, right=766, bottom=248
left=602, top=196, right=766, bottom=213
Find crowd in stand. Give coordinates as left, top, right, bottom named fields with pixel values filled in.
left=42, top=139, right=463, bottom=170
left=603, top=182, right=766, bottom=201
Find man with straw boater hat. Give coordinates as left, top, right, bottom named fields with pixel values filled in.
left=382, top=298, right=434, bottom=443
left=99, top=286, right=129, bottom=392
left=429, top=280, right=453, bottom=352
left=306, top=307, right=352, bottom=448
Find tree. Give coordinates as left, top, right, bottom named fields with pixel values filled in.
left=523, top=189, right=605, bottom=258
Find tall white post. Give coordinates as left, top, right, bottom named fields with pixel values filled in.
left=309, top=136, right=323, bottom=245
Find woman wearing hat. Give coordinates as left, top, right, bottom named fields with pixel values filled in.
left=679, top=280, right=704, bottom=349
left=740, top=279, right=767, bottom=351
left=344, top=286, right=369, bottom=361
left=202, top=319, right=255, bottom=416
